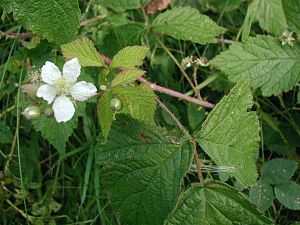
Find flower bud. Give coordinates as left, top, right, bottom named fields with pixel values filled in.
left=44, top=107, right=54, bottom=117
left=99, top=85, right=107, bottom=91
left=110, top=98, right=122, bottom=111
left=22, top=106, right=40, bottom=120
left=21, top=84, right=39, bottom=101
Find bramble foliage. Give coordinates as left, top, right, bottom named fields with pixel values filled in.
left=0, top=0, right=299, bottom=224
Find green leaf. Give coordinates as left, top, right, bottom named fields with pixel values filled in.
left=11, top=0, right=80, bottom=45
left=110, top=46, right=149, bottom=69
left=97, top=90, right=114, bottom=140
left=97, top=0, right=150, bottom=12
left=166, top=181, right=274, bottom=225
left=152, top=7, right=226, bottom=44
left=187, top=103, right=206, bottom=130
left=200, top=0, right=242, bottom=12
left=282, top=0, right=300, bottom=34
left=32, top=103, right=85, bottom=154
left=242, top=0, right=287, bottom=40
left=100, top=116, right=194, bottom=225
left=249, top=179, right=274, bottom=211
left=0, top=121, right=13, bottom=144
left=211, top=35, right=300, bottom=96
left=61, top=38, right=104, bottom=67
left=113, top=84, right=157, bottom=123
left=196, top=79, right=260, bottom=187
left=111, top=69, right=144, bottom=87
left=275, top=181, right=300, bottom=210
left=261, top=158, right=297, bottom=184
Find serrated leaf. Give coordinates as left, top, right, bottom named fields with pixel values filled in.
left=111, top=69, right=144, bottom=87
left=113, top=84, right=157, bottom=123
left=100, top=116, right=193, bottom=225
left=261, top=158, right=297, bottom=184
left=275, top=181, right=300, bottom=210
left=196, top=79, right=260, bottom=187
left=11, top=0, right=80, bottom=45
left=97, top=90, right=114, bottom=140
left=242, top=0, right=287, bottom=39
left=211, top=35, right=300, bottom=96
left=97, top=0, right=150, bottom=12
left=110, top=46, right=149, bottom=69
left=282, top=0, right=300, bottom=34
left=249, top=179, right=274, bottom=211
left=166, top=181, right=274, bottom=225
left=32, top=103, right=85, bottom=154
left=152, top=7, right=226, bottom=44
left=61, top=38, right=104, bottom=67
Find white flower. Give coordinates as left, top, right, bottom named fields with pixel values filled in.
left=36, top=58, right=97, bottom=123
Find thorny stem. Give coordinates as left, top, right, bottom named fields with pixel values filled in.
left=157, top=99, right=204, bottom=183
left=99, top=54, right=214, bottom=108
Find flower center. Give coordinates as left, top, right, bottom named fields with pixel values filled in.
left=55, top=77, right=71, bottom=95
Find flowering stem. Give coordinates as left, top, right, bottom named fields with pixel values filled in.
left=99, top=54, right=214, bottom=108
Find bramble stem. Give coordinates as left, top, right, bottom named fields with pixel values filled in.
left=99, top=54, right=214, bottom=108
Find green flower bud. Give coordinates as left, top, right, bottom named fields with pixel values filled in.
left=44, top=107, right=54, bottom=117
left=99, top=85, right=107, bottom=91
left=110, top=98, right=122, bottom=111
left=22, top=106, right=40, bottom=120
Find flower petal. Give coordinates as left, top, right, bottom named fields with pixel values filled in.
left=36, top=84, right=57, bottom=104
left=70, top=81, right=97, bottom=101
left=52, top=95, right=75, bottom=123
left=41, top=61, right=61, bottom=85
left=63, top=58, right=81, bottom=83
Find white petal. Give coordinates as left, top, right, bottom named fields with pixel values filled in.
left=52, top=96, right=75, bottom=123
left=41, top=61, right=61, bottom=85
left=63, top=58, right=81, bottom=83
left=36, top=84, right=57, bottom=104
left=70, top=81, right=97, bottom=101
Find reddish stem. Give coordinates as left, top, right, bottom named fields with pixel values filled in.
left=99, top=53, right=214, bottom=108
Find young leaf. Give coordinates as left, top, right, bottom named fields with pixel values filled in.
left=242, top=0, right=287, bottom=40
left=196, top=79, right=260, bottom=187
left=109, top=46, right=149, bottom=69
left=111, top=69, right=144, bottom=87
left=100, top=116, right=194, bottom=225
left=152, top=7, right=226, bottom=44
left=11, top=0, right=80, bottom=45
left=261, top=158, right=297, bottom=185
left=282, top=0, right=300, bottom=34
left=275, top=181, right=300, bottom=210
left=97, top=90, right=114, bottom=140
left=249, top=179, right=274, bottom=211
left=32, top=103, right=85, bottom=154
left=166, top=181, right=274, bottom=225
left=113, top=84, right=157, bottom=123
left=211, top=35, right=300, bottom=96
left=96, top=0, right=150, bottom=12
left=61, top=38, right=104, bottom=67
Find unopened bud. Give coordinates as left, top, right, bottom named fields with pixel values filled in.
left=110, top=98, right=122, bottom=111
left=22, top=106, right=40, bottom=120
left=21, top=84, right=39, bottom=101
left=99, top=85, right=107, bottom=91
left=44, top=107, right=54, bottom=117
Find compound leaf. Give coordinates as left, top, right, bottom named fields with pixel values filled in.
left=196, top=79, right=260, bottom=187
left=11, top=0, right=80, bottom=45
left=249, top=179, right=274, bottom=211
left=61, top=38, right=104, bottom=67
left=152, top=7, right=226, bottom=44
left=166, top=181, right=274, bottom=225
left=112, top=69, right=145, bottom=87
left=261, top=158, right=297, bottom=185
left=211, top=35, right=300, bottom=96
left=275, top=181, right=300, bottom=210
left=110, top=46, right=149, bottom=69
left=100, top=116, right=193, bottom=225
